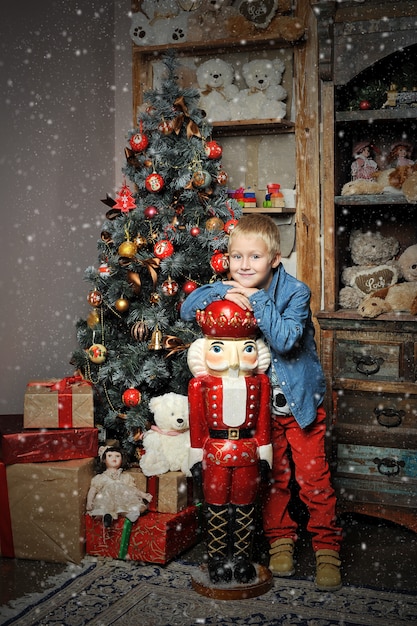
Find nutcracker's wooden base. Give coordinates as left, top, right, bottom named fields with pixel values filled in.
left=191, top=564, right=273, bottom=600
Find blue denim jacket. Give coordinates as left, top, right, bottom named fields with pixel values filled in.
left=180, top=264, right=326, bottom=429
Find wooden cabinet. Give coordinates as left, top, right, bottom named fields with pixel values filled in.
left=314, top=0, right=417, bottom=531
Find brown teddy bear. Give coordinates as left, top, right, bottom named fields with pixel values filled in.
left=359, top=244, right=417, bottom=318
left=339, top=230, right=400, bottom=310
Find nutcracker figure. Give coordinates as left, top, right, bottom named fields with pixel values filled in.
left=187, top=300, right=272, bottom=585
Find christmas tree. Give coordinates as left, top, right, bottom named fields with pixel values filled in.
left=71, top=53, right=242, bottom=458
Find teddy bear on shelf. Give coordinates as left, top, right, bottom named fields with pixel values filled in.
left=230, top=57, right=287, bottom=121
left=339, top=230, right=400, bottom=310
left=359, top=244, right=417, bottom=318
left=129, top=1, right=189, bottom=47
left=86, top=445, right=153, bottom=527
left=196, top=58, right=239, bottom=122
left=139, top=392, right=191, bottom=477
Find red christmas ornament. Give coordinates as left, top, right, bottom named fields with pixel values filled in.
left=190, top=226, right=201, bottom=237
left=144, top=205, right=159, bottom=219
left=129, top=132, right=149, bottom=152
left=98, top=262, right=111, bottom=277
left=224, top=218, right=238, bottom=234
left=217, top=170, right=228, bottom=185
left=122, top=388, right=142, bottom=407
left=158, top=119, right=174, bottom=135
left=145, top=172, right=164, bottom=192
left=112, top=183, right=136, bottom=213
left=162, top=277, right=179, bottom=296
left=182, top=279, right=198, bottom=294
left=87, top=288, right=103, bottom=307
left=359, top=100, right=371, bottom=110
left=205, top=140, right=223, bottom=159
left=210, top=251, right=229, bottom=274
left=154, top=239, right=174, bottom=259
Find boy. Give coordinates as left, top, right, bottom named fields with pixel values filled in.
left=180, top=213, right=342, bottom=591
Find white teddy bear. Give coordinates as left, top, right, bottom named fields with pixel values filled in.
left=231, top=58, right=287, bottom=120
left=196, top=58, right=239, bottom=122
left=130, top=1, right=188, bottom=47
left=139, top=392, right=191, bottom=477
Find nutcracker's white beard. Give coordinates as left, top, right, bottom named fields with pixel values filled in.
left=222, top=377, right=247, bottom=427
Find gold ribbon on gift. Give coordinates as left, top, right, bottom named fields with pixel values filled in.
left=126, top=257, right=161, bottom=294
left=172, top=96, right=201, bottom=139
left=162, top=335, right=191, bottom=359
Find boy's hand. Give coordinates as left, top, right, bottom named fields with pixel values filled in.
left=222, top=280, right=258, bottom=310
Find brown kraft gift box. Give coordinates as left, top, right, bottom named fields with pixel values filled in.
left=24, top=377, right=94, bottom=429
left=129, top=469, right=189, bottom=513
left=0, top=457, right=95, bottom=563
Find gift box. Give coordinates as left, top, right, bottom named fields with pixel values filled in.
left=24, top=376, right=94, bottom=429
left=85, top=505, right=200, bottom=564
left=129, top=469, right=190, bottom=514
left=0, top=457, right=95, bottom=563
left=1, top=419, right=98, bottom=464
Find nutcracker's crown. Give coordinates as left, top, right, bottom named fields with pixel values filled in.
left=196, top=300, right=259, bottom=339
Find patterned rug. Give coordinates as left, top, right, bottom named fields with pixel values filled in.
left=1, top=557, right=416, bottom=626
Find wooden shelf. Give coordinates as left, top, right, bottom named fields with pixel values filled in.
left=242, top=206, right=295, bottom=214
left=212, top=119, right=295, bottom=137
left=336, top=108, right=417, bottom=122
left=335, top=193, right=414, bottom=206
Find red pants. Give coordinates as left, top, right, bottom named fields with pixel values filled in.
left=263, top=406, right=342, bottom=552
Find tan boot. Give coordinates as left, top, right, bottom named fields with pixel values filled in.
left=269, top=538, right=295, bottom=577
left=315, top=549, right=342, bottom=591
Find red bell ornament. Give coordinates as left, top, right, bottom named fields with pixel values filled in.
left=210, top=251, right=229, bottom=274
left=205, top=140, right=223, bottom=159
left=145, top=172, right=165, bottom=192
left=154, top=239, right=174, bottom=259
left=122, top=388, right=142, bottom=407
left=129, top=132, right=149, bottom=152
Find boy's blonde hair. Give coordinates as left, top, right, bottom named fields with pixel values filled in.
left=228, top=214, right=281, bottom=259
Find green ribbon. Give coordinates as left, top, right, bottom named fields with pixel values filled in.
left=118, top=518, right=133, bottom=560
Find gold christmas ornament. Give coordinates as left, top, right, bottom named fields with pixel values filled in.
left=115, top=297, right=129, bottom=313
left=148, top=328, right=163, bottom=351
left=118, top=240, right=138, bottom=258
left=205, top=216, right=224, bottom=232
left=86, top=308, right=101, bottom=328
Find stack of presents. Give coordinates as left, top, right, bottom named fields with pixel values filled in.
left=0, top=377, right=200, bottom=565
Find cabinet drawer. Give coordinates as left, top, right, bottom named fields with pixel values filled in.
left=337, top=444, right=417, bottom=480
left=334, top=390, right=417, bottom=447
left=334, top=338, right=404, bottom=381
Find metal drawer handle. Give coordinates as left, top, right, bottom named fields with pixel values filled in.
left=373, top=457, right=405, bottom=477
left=374, top=407, right=404, bottom=428
left=353, top=355, right=384, bottom=376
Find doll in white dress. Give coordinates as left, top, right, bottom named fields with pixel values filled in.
left=86, top=445, right=152, bottom=527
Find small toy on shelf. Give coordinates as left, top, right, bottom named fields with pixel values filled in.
left=86, top=445, right=152, bottom=527
left=339, top=230, right=399, bottom=310
left=388, top=141, right=414, bottom=167
left=350, top=140, right=379, bottom=181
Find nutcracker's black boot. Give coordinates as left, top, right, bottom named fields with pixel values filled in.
left=232, top=504, right=257, bottom=584
left=205, top=503, right=233, bottom=584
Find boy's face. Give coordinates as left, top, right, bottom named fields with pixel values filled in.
left=228, top=234, right=281, bottom=290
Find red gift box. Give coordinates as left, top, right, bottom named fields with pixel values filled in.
left=24, top=376, right=94, bottom=429
left=85, top=505, right=201, bottom=564
left=1, top=426, right=98, bottom=465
